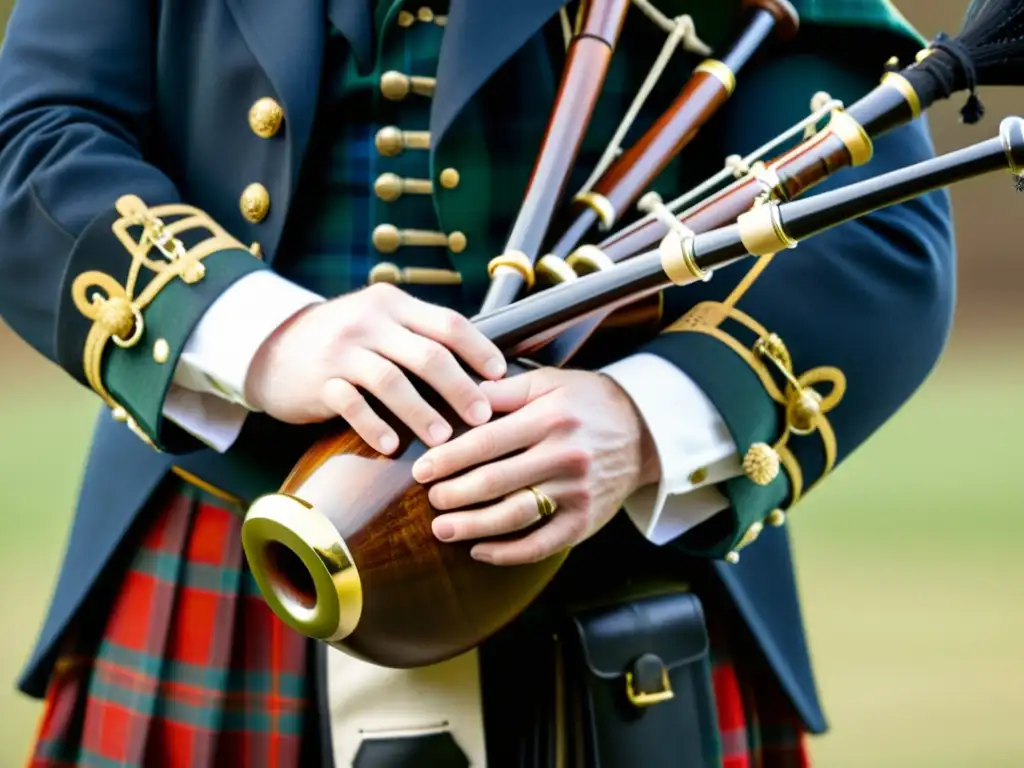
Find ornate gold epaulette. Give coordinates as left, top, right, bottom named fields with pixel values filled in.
left=71, top=195, right=247, bottom=447
left=666, top=300, right=846, bottom=513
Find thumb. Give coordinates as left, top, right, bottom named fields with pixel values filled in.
left=479, top=368, right=560, bottom=413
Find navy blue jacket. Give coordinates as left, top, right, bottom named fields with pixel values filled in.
left=0, top=0, right=954, bottom=737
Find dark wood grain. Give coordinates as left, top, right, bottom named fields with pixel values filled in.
left=478, top=0, right=630, bottom=312
left=533, top=133, right=857, bottom=366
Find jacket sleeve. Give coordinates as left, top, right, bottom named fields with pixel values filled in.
left=638, top=49, right=956, bottom=561
left=0, top=0, right=268, bottom=453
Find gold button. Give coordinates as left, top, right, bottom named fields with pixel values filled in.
left=375, top=173, right=404, bottom=202
left=380, top=71, right=411, bottom=100
left=368, top=263, right=463, bottom=286
left=248, top=97, right=283, bottom=139
left=767, top=509, right=787, bottom=527
left=397, top=10, right=415, bottom=26
left=372, top=225, right=467, bottom=254
left=688, top=467, right=708, bottom=485
left=380, top=71, right=436, bottom=101
left=372, top=224, right=402, bottom=253
left=439, top=168, right=460, bottom=189
left=448, top=231, right=467, bottom=253
left=374, top=174, right=433, bottom=202
left=374, top=127, right=431, bottom=157
left=368, top=262, right=404, bottom=283
left=787, top=389, right=823, bottom=435
left=240, top=183, right=270, bottom=223
left=375, top=127, right=403, bottom=156
left=417, top=7, right=435, bottom=22
left=153, top=338, right=170, bottom=365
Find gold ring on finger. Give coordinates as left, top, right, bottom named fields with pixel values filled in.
left=528, top=485, right=558, bottom=519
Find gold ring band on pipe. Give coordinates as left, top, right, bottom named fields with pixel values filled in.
left=879, top=72, right=921, bottom=119
left=573, top=191, right=616, bottom=230
left=694, top=58, right=736, bottom=95
left=488, top=250, right=536, bottom=290
left=824, top=110, right=874, bottom=167
left=736, top=204, right=798, bottom=256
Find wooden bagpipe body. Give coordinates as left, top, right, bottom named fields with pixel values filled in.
left=240, top=0, right=1024, bottom=669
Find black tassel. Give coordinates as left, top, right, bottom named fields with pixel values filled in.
left=902, top=0, right=1024, bottom=121
left=960, top=92, right=985, bottom=124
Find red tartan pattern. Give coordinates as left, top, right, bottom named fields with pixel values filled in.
left=26, top=487, right=809, bottom=767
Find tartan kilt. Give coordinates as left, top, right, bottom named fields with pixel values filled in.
left=26, top=483, right=811, bottom=768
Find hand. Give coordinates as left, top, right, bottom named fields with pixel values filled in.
left=244, top=283, right=507, bottom=453
left=411, top=368, right=662, bottom=566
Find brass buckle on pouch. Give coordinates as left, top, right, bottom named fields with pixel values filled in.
left=625, top=666, right=674, bottom=708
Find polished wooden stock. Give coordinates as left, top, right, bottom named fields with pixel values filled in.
left=478, top=0, right=631, bottom=313
left=544, top=0, right=799, bottom=261
left=261, top=360, right=568, bottom=668
left=243, top=117, right=1024, bottom=668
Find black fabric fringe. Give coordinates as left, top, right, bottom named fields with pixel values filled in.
left=902, top=0, right=1024, bottom=124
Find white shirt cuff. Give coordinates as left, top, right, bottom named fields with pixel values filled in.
left=162, top=271, right=324, bottom=452
left=600, top=352, right=741, bottom=545
left=162, top=386, right=252, bottom=453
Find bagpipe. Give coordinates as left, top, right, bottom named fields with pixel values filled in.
left=239, top=0, right=1024, bottom=669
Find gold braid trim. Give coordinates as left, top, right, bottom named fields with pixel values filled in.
left=665, top=300, right=845, bottom=507
left=72, top=195, right=247, bottom=447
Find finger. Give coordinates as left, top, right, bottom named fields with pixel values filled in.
left=470, top=509, right=585, bottom=566
left=342, top=347, right=453, bottom=447
left=412, top=402, right=551, bottom=483
left=400, top=304, right=507, bottom=381
left=478, top=369, right=560, bottom=413
left=428, top=442, right=584, bottom=510
left=321, top=378, right=399, bottom=454
left=373, top=327, right=492, bottom=429
left=432, top=483, right=565, bottom=542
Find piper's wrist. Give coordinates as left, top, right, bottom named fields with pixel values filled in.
left=243, top=301, right=322, bottom=412
left=598, top=372, right=662, bottom=489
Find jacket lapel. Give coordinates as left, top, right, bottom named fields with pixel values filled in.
left=224, top=0, right=326, bottom=189
left=430, top=0, right=566, bottom=146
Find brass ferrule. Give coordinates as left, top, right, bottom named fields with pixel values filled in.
left=535, top=254, right=579, bottom=285
left=241, top=493, right=364, bottom=643
left=1000, top=116, right=1024, bottom=175
left=488, top=250, right=536, bottom=290
left=824, top=110, right=873, bottom=167
left=573, top=191, right=616, bottom=230
left=566, top=244, right=615, bottom=275
left=736, top=204, right=798, bottom=256
left=879, top=72, right=921, bottom=120
left=658, top=230, right=706, bottom=286
left=694, top=58, right=736, bottom=95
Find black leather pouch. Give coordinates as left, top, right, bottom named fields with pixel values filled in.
left=562, top=588, right=720, bottom=767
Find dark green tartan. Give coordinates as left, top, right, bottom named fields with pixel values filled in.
left=276, top=1, right=783, bottom=305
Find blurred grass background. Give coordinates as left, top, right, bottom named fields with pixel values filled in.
left=1, top=0, right=1023, bottom=765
